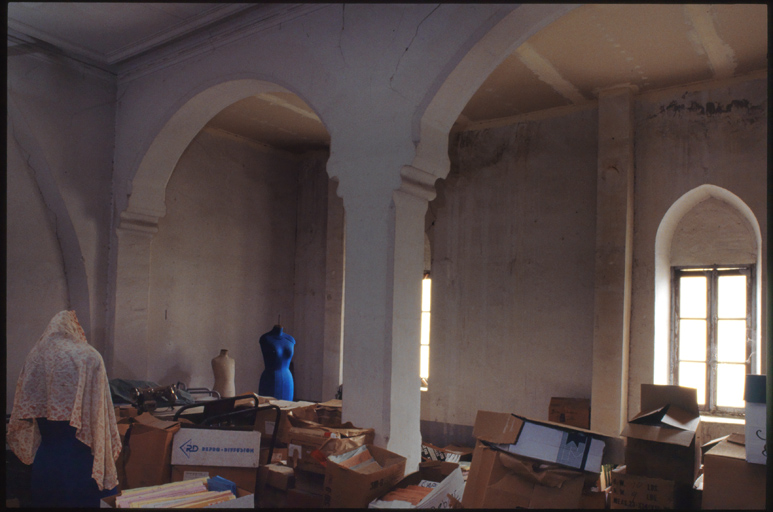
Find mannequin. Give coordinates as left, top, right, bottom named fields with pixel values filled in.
left=258, top=324, right=295, bottom=401
left=211, top=349, right=236, bottom=398
left=7, top=310, right=120, bottom=507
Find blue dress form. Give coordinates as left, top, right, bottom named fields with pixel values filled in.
left=30, top=418, right=118, bottom=508
left=258, top=324, right=295, bottom=401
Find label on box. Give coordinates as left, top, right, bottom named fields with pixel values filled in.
left=288, top=443, right=302, bottom=459
left=171, top=428, right=261, bottom=468
left=264, top=421, right=275, bottom=435
left=610, top=470, right=674, bottom=509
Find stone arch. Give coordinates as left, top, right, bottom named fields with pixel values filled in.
left=7, top=97, right=91, bottom=338
left=653, top=184, right=763, bottom=383
left=121, top=78, right=322, bottom=227
left=112, top=78, right=329, bottom=379
left=406, top=4, right=579, bottom=194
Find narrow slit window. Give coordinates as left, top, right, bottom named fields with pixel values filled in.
left=420, top=272, right=431, bottom=391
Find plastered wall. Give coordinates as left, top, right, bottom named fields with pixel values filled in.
left=422, top=77, right=766, bottom=436
left=425, top=107, right=599, bottom=427
left=146, top=128, right=303, bottom=395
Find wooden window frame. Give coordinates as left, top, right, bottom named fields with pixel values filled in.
left=670, top=264, right=755, bottom=417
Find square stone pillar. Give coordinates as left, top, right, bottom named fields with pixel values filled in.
left=591, top=85, right=636, bottom=436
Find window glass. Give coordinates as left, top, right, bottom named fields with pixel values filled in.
left=718, top=275, right=746, bottom=318
left=716, top=363, right=746, bottom=407
left=679, top=276, right=706, bottom=318
left=678, top=319, right=706, bottom=361
left=678, top=361, right=706, bottom=405
left=717, top=320, right=746, bottom=362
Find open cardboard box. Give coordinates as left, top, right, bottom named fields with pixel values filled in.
left=119, top=413, right=181, bottom=489
left=322, top=444, right=407, bottom=508
left=370, top=460, right=465, bottom=509
left=621, top=384, right=701, bottom=486
left=701, top=433, right=766, bottom=509
left=462, top=409, right=604, bottom=509
left=462, top=444, right=587, bottom=509
left=286, top=423, right=375, bottom=474
left=471, top=410, right=607, bottom=473
left=253, top=399, right=316, bottom=445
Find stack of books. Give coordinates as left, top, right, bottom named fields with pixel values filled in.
left=114, top=477, right=236, bottom=508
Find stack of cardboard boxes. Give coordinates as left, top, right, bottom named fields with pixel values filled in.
left=105, top=383, right=765, bottom=509
left=700, top=375, right=766, bottom=510
left=612, top=384, right=702, bottom=509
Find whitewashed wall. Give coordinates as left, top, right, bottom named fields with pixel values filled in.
left=425, top=107, right=599, bottom=426
left=147, top=128, right=303, bottom=396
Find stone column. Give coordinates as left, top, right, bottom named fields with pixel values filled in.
left=111, top=211, right=158, bottom=380
left=338, top=164, right=435, bottom=473
left=591, top=85, right=636, bottom=436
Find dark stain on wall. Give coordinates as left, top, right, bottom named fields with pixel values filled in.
left=654, top=98, right=765, bottom=119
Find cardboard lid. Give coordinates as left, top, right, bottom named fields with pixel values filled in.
left=133, top=412, right=180, bottom=431
left=472, top=410, right=608, bottom=445
left=621, top=422, right=697, bottom=446
left=640, top=384, right=699, bottom=416
left=472, top=411, right=523, bottom=444
left=704, top=435, right=747, bottom=460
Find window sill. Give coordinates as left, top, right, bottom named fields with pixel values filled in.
left=700, top=414, right=744, bottom=425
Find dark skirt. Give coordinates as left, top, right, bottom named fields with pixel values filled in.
left=30, top=418, right=118, bottom=508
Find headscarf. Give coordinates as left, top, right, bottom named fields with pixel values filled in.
left=6, top=310, right=121, bottom=490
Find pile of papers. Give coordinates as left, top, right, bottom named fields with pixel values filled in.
left=114, top=477, right=236, bottom=508
left=377, top=482, right=435, bottom=506
left=328, top=445, right=383, bottom=474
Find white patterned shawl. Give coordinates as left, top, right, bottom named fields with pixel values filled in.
left=6, top=310, right=121, bottom=490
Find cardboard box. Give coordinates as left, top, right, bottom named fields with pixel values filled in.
left=621, top=384, right=701, bottom=486
left=287, top=488, right=325, bottom=508
left=744, top=374, right=766, bottom=465
left=171, top=425, right=261, bottom=467
left=293, top=467, right=326, bottom=494
left=257, top=463, right=295, bottom=491
left=114, top=405, right=138, bottom=418
left=580, top=487, right=608, bottom=509
left=471, top=410, right=607, bottom=473
left=549, top=397, right=591, bottom=429
left=609, top=466, right=676, bottom=509
left=370, top=460, right=465, bottom=509
left=259, top=446, right=287, bottom=466
left=462, top=444, right=586, bottom=509
left=701, top=434, right=766, bottom=509
left=286, top=424, right=375, bottom=474
left=120, top=413, right=181, bottom=489
left=253, top=399, right=316, bottom=444
left=170, top=425, right=261, bottom=492
left=322, top=444, right=407, bottom=508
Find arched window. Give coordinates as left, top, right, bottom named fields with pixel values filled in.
left=654, top=186, right=761, bottom=416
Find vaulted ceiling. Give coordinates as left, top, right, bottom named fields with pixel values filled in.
left=7, top=3, right=768, bottom=153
